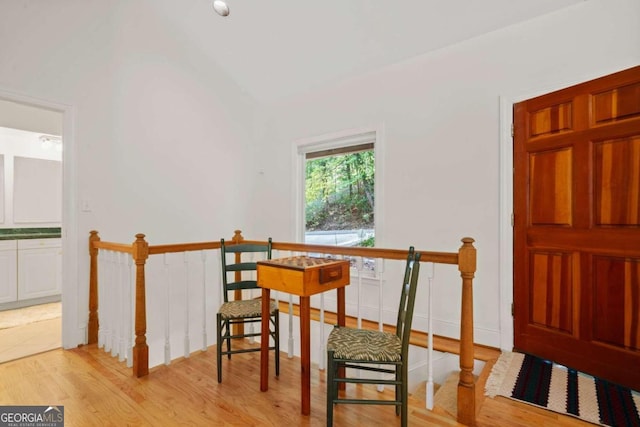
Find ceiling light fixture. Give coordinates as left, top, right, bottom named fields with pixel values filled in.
left=213, top=0, right=229, bottom=17
left=39, top=135, right=63, bottom=152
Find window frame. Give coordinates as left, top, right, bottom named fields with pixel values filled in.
left=293, top=126, right=384, bottom=274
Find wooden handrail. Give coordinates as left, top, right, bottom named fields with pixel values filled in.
left=88, top=229, right=477, bottom=424
left=92, top=241, right=134, bottom=253
left=92, top=239, right=459, bottom=265
left=148, top=241, right=220, bottom=255
left=272, top=241, right=459, bottom=265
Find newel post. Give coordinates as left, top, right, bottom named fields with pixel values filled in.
left=457, top=237, right=477, bottom=426
left=231, top=229, right=244, bottom=244
left=132, top=233, right=150, bottom=377
left=88, top=230, right=100, bottom=344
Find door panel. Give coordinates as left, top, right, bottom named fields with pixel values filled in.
left=594, top=136, right=640, bottom=226
left=529, top=250, right=574, bottom=334
left=514, top=65, right=640, bottom=391
left=592, top=256, right=640, bottom=350
left=530, top=148, right=573, bottom=226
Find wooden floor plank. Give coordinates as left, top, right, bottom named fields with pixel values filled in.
left=0, top=341, right=595, bottom=426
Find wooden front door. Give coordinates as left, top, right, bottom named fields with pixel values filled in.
left=513, top=65, right=640, bottom=390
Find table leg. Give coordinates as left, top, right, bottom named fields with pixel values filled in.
left=300, top=296, right=311, bottom=415
left=337, top=287, right=346, bottom=327
left=260, top=288, right=270, bottom=392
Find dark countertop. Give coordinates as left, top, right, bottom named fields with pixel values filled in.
left=0, top=227, right=62, bottom=240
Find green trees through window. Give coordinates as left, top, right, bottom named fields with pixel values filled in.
left=305, top=149, right=374, bottom=247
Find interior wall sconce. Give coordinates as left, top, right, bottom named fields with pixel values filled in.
left=213, top=0, right=230, bottom=17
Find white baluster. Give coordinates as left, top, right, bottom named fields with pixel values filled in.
left=109, top=252, right=116, bottom=357
left=184, top=252, right=190, bottom=358
left=201, top=250, right=207, bottom=352
left=319, top=292, right=325, bottom=371
left=111, top=252, right=122, bottom=357
left=97, top=250, right=105, bottom=349
left=356, top=256, right=363, bottom=329
left=111, top=251, right=119, bottom=353
left=287, top=250, right=295, bottom=358
left=164, top=253, right=171, bottom=366
left=112, top=251, right=120, bottom=356
left=109, top=251, right=117, bottom=355
left=353, top=256, right=364, bottom=379
left=118, top=252, right=128, bottom=362
left=377, top=257, right=384, bottom=333
left=126, top=255, right=133, bottom=367
left=426, top=262, right=436, bottom=410
left=111, top=250, right=119, bottom=355
left=377, top=258, right=385, bottom=392
left=120, top=252, right=128, bottom=361
left=104, top=251, right=113, bottom=354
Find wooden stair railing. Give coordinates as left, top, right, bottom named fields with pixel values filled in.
left=88, top=229, right=477, bottom=425
left=457, top=237, right=477, bottom=426
left=132, top=234, right=149, bottom=377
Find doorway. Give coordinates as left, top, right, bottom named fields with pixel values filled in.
left=0, top=91, right=79, bottom=356
left=0, top=122, right=63, bottom=362
left=512, top=65, right=640, bottom=390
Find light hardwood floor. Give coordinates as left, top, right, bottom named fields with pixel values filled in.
left=0, top=302, right=61, bottom=363
left=0, top=341, right=594, bottom=426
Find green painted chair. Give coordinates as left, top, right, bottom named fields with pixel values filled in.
left=216, top=238, right=279, bottom=383
left=326, top=247, right=421, bottom=427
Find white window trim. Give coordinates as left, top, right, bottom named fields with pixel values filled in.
left=292, top=125, right=385, bottom=248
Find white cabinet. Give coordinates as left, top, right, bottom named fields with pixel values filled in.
left=17, top=238, right=62, bottom=300
left=13, top=157, right=62, bottom=224
left=0, top=240, right=18, bottom=304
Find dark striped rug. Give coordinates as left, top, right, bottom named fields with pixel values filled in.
left=485, top=352, right=640, bottom=427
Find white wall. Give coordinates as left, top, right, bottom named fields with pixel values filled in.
left=251, top=0, right=640, bottom=349
left=0, top=0, right=637, bottom=352
left=0, top=0, right=260, bottom=347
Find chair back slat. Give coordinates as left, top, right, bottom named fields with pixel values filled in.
left=224, top=262, right=259, bottom=272
left=225, top=280, right=260, bottom=292
left=224, top=243, right=272, bottom=253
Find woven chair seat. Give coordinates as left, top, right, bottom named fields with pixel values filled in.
left=219, top=299, right=278, bottom=320
left=327, top=326, right=402, bottom=362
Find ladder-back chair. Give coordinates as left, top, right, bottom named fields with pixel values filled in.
left=326, top=247, right=421, bottom=426
left=216, top=238, right=280, bottom=383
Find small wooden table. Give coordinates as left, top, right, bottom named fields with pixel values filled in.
left=257, top=256, right=350, bottom=415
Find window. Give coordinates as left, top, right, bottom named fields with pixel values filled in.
left=295, top=128, right=381, bottom=274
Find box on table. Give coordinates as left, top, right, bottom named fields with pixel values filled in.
left=257, top=256, right=350, bottom=297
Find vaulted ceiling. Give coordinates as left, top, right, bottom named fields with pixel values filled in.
left=154, top=0, right=585, bottom=104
